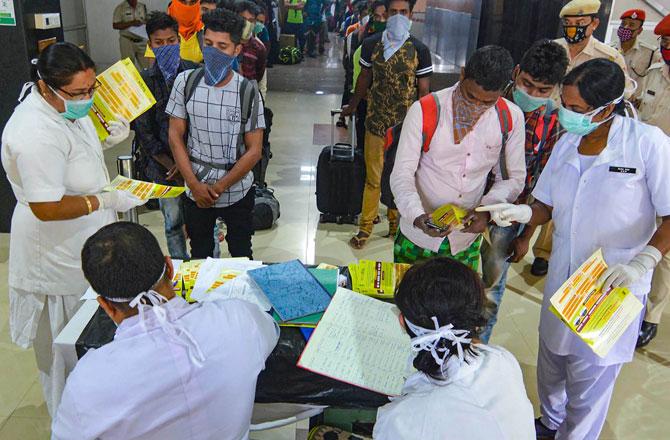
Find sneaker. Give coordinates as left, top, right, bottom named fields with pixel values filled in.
left=531, top=257, right=549, bottom=276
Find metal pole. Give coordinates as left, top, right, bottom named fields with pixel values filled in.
left=116, top=155, right=139, bottom=223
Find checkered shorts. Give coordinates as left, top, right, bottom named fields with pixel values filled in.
left=393, top=231, right=482, bottom=270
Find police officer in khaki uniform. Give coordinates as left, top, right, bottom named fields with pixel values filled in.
left=612, top=9, right=660, bottom=85
left=113, top=0, right=149, bottom=69
left=635, top=14, right=670, bottom=348
left=530, top=0, right=632, bottom=277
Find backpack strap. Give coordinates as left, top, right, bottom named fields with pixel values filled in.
left=419, top=92, right=440, bottom=152
left=184, top=67, right=205, bottom=108
left=236, top=77, right=258, bottom=160
left=494, top=98, right=514, bottom=180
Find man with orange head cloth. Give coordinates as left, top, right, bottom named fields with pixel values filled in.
left=144, top=0, right=205, bottom=63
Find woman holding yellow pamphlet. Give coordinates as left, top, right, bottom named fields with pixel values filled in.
left=0, top=43, right=146, bottom=415
left=479, top=59, right=670, bottom=440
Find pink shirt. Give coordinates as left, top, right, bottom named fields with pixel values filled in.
left=390, top=85, right=526, bottom=254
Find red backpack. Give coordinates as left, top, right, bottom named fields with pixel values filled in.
left=380, top=92, right=514, bottom=209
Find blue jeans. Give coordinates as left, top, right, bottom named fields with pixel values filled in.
left=159, top=197, right=189, bottom=260
left=479, top=223, right=523, bottom=343
left=284, top=22, right=305, bottom=51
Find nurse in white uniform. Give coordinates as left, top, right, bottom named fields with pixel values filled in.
left=480, top=58, right=670, bottom=440
left=373, top=257, right=535, bottom=440
left=1, top=42, right=145, bottom=415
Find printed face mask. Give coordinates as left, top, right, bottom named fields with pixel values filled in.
left=48, top=84, right=94, bottom=120
left=563, top=24, right=589, bottom=44
left=153, top=43, right=181, bottom=83
left=202, top=46, right=237, bottom=86
left=661, top=47, right=670, bottom=65
left=617, top=26, right=635, bottom=43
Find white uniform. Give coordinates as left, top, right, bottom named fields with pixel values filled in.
left=373, top=346, right=535, bottom=440
left=52, top=297, right=279, bottom=440
left=531, top=116, right=670, bottom=439
left=1, top=87, right=117, bottom=414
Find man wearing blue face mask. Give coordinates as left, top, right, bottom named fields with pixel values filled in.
left=342, top=0, right=432, bottom=249
left=167, top=8, right=265, bottom=259
left=479, top=40, right=568, bottom=343
left=132, top=12, right=200, bottom=262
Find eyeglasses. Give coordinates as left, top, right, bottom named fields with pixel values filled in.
left=57, top=79, right=102, bottom=100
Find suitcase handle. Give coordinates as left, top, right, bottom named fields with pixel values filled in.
left=330, top=109, right=356, bottom=160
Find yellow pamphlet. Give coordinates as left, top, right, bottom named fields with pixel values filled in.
left=348, top=260, right=411, bottom=298
left=89, top=58, right=156, bottom=140
left=431, top=203, right=468, bottom=230
left=549, top=249, right=644, bottom=357
left=105, top=175, right=185, bottom=200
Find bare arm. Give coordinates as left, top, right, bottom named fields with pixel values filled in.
left=212, top=129, right=263, bottom=194
left=527, top=200, right=553, bottom=227
left=648, top=216, right=670, bottom=255
left=342, top=67, right=371, bottom=116
left=29, top=195, right=100, bottom=222
left=417, top=77, right=430, bottom=98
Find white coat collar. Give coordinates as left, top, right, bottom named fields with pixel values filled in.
left=114, top=296, right=196, bottom=340
left=560, top=116, right=625, bottom=172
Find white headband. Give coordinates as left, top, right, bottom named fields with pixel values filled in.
left=106, top=266, right=206, bottom=367
left=406, top=316, right=472, bottom=376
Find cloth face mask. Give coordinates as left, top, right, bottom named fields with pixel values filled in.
left=153, top=44, right=181, bottom=83
left=452, top=84, right=494, bottom=143
left=202, top=46, right=237, bottom=86
left=563, top=24, right=588, bottom=44
left=661, top=46, right=670, bottom=65
left=617, top=26, right=635, bottom=43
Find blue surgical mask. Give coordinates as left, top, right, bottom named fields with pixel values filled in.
left=254, top=22, right=265, bottom=35
left=386, top=14, right=411, bottom=41
left=558, top=96, right=621, bottom=136
left=48, top=84, right=94, bottom=120
left=202, top=46, right=237, bottom=86
left=513, top=85, right=551, bottom=113
left=153, top=43, right=181, bottom=83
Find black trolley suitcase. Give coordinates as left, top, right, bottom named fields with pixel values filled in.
left=316, top=109, right=365, bottom=224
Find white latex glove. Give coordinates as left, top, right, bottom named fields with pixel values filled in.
left=103, top=116, right=130, bottom=148
left=475, top=203, right=532, bottom=227
left=597, top=245, right=662, bottom=292
left=96, top=191, right=147, bottom=212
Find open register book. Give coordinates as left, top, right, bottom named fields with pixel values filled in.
left=549, top=249, right=644, bottom=358
left=298, top=288, right=411, bottom=396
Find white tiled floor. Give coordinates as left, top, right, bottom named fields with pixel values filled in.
left=1, top=42, right=670, bottom=440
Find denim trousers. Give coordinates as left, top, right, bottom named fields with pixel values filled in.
left=479, top=223, right=524, bottom=343
left=158, top=197, right=189, bottom=261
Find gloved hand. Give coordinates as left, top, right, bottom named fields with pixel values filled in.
left=96, top=191, right=147, bottom=212
left=598, top=245, right=662, bottom=292
left=476, top=203, right=532, bottom=227
left=103, top=116, right=130, bottom=148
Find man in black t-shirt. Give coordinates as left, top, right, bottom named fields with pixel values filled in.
left=343, top=0, right=432, bottom=249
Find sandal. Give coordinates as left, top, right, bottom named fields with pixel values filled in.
left=385, top=222, right=399, bottom=238
left=373, top=215, right=381, bottom=225
left=349, top=231, right=370, bottom=249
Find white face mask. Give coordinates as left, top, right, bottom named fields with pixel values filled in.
left=386, top=14, right=411, bottom=40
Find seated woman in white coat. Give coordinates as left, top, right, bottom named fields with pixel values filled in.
left=480, top=58, right=670, bottom=440
left=373, top=257, right=535, bottom=440
left=1, top=42, right=145, bottom=415
left=51, top=222, right=280, bottom=440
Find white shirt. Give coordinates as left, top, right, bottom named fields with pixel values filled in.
left=52, top=297, right=280, bottom=440
left=1, top=87, right=116, bottom=296
left=391, top=85, right=526, bottom=253
left=532, top=116, right=670, bottom=365
left=373, top=345, right=535, bottom=440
